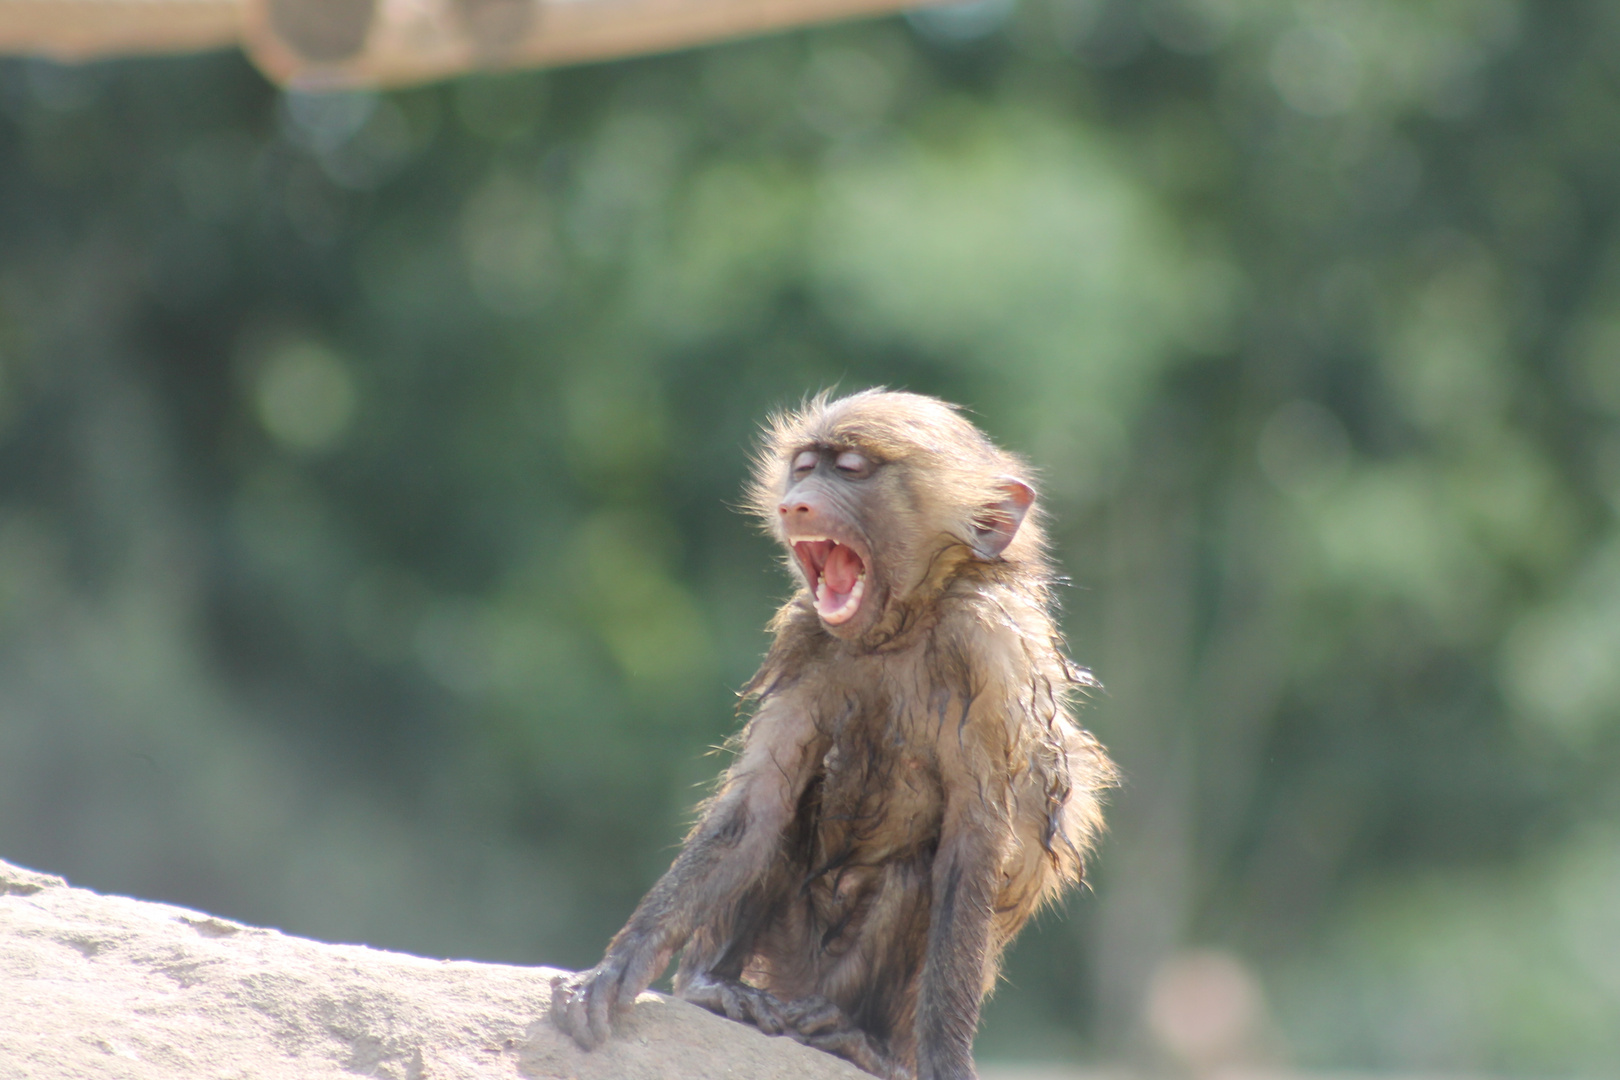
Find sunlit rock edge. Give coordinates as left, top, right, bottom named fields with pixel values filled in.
left=0, top=856, right=864, bottom=1080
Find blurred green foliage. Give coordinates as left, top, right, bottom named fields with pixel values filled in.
left=1, top=0, right=1618, bottom=1072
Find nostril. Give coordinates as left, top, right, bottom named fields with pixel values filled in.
left=779, top=502, right=808, bottom=516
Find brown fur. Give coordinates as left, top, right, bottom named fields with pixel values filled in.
left=551, top=390, right=1116, bottom=1080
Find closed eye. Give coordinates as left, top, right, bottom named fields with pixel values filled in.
left=792, top=449, right=818, bottom=475
left=835, top=451, right=870, bottom=476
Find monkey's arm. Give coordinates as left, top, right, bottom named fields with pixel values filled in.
left=914, top=788, right=1004, bottom=1080
left=551, top=700, right=820, bottom=1050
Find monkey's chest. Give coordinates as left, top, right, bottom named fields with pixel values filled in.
left=807, top=733, right=942, bottom=867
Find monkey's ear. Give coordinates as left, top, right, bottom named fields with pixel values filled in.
left=971, top=478, right=1035, bottom=559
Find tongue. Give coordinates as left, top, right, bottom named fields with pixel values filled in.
left=823, top=544, right=862, bottom=595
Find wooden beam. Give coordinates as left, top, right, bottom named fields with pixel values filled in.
left=0, top=0, right=241, bottom=61
left=0, top=0, right=944, bottom=87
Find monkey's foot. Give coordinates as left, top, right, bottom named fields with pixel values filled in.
left=679, top=973, right=797, bottom=1036
left=779, top=996, right=912, bottom=1080
left=680, top=978, right=910, bottom=1080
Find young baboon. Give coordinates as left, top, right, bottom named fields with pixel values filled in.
left=551, top=390, right=1116, bottom=1080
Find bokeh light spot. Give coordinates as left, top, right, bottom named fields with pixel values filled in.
left=254, top=342, right=358, bottom=454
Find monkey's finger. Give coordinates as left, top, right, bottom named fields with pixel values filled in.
left=783, top=995, right=846, bottom=1036
left=710, top=981, right=755, bottom=1027
left=547, top=977, right=586, bottom=1049
left=547, top=976, right=569, bottom=1029
left=740, top=987, right=787, bottom=1035
left=547, top=976, right=577, bottom=1035
left=559, top=975, right=604, bottom=1049
left=584, top=968, right=618, bottom=1047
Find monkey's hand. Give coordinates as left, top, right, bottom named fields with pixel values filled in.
left=549, top=943, right=667, bottom=1050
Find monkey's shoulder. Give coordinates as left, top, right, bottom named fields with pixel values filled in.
left=932, top=586, right=1076, bottom=677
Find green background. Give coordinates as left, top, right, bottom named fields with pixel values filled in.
left=1, top=0, right=1618, bottom=1072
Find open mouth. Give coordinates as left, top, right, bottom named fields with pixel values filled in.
left=791, top=537, right=868, bottom=625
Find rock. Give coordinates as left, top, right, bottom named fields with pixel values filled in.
left=0, top=858, right=867, bottom=1080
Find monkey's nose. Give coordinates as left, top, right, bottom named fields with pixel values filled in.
left=779, top=501, right=810, bottom=517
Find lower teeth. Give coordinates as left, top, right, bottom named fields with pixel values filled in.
left=817, top=573, right=866, bottom=619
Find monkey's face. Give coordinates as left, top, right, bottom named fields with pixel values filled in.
left=752, top=390, right=1041, bottom=642
left=777, top=446, right=883, bottom=635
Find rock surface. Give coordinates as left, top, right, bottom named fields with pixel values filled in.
left=0, top=858, right=867, bottom=1080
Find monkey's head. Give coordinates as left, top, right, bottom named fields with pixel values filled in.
left=748, top=390, right=1042, bottom=641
